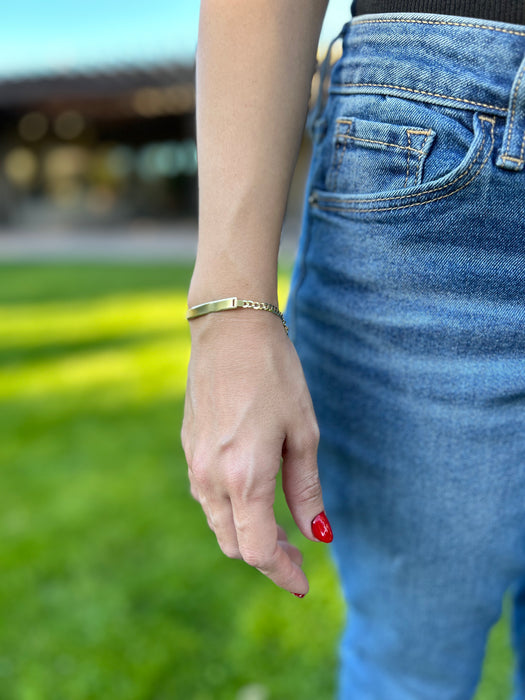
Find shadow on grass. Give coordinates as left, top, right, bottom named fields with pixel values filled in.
left=0, top=328, right=182, bottom=367
left=0, top=262, right=193, bottom=305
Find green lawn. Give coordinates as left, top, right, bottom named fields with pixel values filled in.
left=0, top=262, right=515, bottom=699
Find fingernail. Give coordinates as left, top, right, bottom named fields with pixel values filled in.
left=311, top=511, right=333, bottom=543
left=292, top=592, right=305, bottom=598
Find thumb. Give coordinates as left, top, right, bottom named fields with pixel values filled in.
left=281, top=431, right=333, bottom=544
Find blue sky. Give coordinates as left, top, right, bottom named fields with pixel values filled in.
left=0, top=0, right=352, bottom=78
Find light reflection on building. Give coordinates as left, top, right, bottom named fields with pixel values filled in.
left=18, top=111, right=49, bottom=142
left=4, top=147, right=38, bottom=188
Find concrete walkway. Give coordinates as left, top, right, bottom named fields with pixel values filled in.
left=0, top=219, right=301, bottom=263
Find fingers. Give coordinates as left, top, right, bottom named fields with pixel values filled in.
left=204, top=495, right=242, bottom=560
left=231, top=498, right=309, bottom=595
left=191, top=479, right=242, bottom=558
left=278, top=529, right=304, bottom=568
left=281, top=421, right=333, bottom=543
left=194, top=483, right=306, bottom=590
left=187, top=433, right=327, bottom=594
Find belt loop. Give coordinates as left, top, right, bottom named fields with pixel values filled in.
left=496, top=52, right=525, bottom=171
left=306, top=22, right=347, bottom=143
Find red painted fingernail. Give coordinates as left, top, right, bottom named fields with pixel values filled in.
left=311, top=511, right=333, bottom=543
left=292, top=593, right=305, bottom=598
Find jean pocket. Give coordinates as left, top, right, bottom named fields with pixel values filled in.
left=311, top=95, right=496, bottom=214
left=326, top=116, right=436, bottom=193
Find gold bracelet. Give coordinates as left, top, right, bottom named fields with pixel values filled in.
left=186, top=296, right=288, bottom=335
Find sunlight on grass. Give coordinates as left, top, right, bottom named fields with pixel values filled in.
left=0, top=262, right=514, bottom=699
left=0, top=293, right=186, bottom=349
left=0, top=336, right=190, bottom=402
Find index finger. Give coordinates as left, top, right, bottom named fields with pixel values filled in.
left=231, top=498, right=309, bottom=594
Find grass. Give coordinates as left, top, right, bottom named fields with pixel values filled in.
left=0, top=262, right=515, bottom=699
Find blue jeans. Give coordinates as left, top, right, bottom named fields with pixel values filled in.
left=286, top=12, right=525, bottom=700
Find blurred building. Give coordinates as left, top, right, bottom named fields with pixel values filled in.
left=0, top=46, right=339, bottom=232
left=0, top=61, right=197, bottom=228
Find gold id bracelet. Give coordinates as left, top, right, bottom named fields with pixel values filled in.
left=186, top=297, right=288, bottom=335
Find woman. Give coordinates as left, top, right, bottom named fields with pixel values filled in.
left=181, top=1, right=525, bottom=697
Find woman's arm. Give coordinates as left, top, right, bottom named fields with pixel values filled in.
left=182, top=0, right=331, bottom=596
left=189, top=0, right=328, bottom=304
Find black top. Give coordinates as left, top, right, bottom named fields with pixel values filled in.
left=350, top=0, right=525, bottom=25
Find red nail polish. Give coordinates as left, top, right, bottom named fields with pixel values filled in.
left=292, top=593, right=305, bottom=598
left=311, top=511, right=333, bottom=543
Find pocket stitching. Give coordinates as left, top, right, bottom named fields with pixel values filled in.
left=313, top=115, right=495, bottom=212
left=330, top=82, right=506, bottom=114
left=327, top=118, right=352, bottom=191
left=408, top=128, right=434, bottom=186
left=404, top=130, right=412, bottom=187
left=334, top=119, right=433, bottom=155
left=329, top=117, right=434, bottom=193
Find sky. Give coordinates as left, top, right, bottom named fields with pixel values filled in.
left=0, top=0, right=352, bottom=78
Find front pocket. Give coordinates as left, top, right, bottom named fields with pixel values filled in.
left=326, top=117, right=436, bottom=194
left=311, top=113, right=495, bottom=214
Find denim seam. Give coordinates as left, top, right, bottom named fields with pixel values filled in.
left=335, top=116, right=433, bottom=151
left=331, top=82, right=507, bottom=113
left=404, top=130, right=412, bottom=187
left=408, top=128, right=433, bottom=186
left=499, top=154, right=525, bottom=165
left=336, top=132, right=429, bottom=154
left=499, top=63, right=525, bottom=162
left=352, top=17, right=525, bottom=38
left=328, top=119, right=352, bottom=190
left=311, top=115, right=494, bottom=212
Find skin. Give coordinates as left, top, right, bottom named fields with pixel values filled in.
left=181, top=0, right=329, bottom=596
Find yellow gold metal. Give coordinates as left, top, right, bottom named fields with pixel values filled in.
left=186, top=296, right=288, bottom=334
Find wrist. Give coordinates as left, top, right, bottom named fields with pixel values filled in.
left=187, top=304, right=288, bottom=345
left=188, top=254, right=279, bottom=309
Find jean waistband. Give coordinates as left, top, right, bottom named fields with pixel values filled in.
left=318, top=13, right=525, bottom=171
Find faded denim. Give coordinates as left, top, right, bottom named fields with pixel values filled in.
left=286, top=12, right=525, bottom=700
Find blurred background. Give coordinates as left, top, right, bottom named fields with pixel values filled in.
left=0, top=1, right=513, bottom=698
left=0, top=0, right=349, bottom=252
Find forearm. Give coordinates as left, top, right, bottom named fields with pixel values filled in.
left=189, top=0, right=328, bottom=307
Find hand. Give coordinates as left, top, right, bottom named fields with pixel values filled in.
left=181, top=310, right=332, bottom=596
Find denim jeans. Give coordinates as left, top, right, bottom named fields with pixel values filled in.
left=286, top=12, right=525, bottom=700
